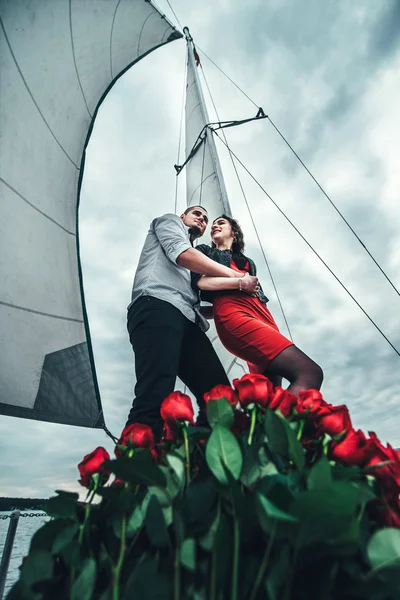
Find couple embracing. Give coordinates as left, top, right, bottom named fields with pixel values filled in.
left=125, top=206, right=322, bottom=439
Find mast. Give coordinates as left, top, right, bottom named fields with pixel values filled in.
left=183, top=27, right=231, bottom=221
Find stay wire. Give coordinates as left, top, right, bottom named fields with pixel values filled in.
left=267, top=117, right=400, bottom=299
left=214, top=131, right=400, bottom=359
left=174, top=48, right=187, bottom=214
left=198, top=47, right=400, bottom=301
left=165, top=0, right=183, bottom=30
left=103, top=424, right=118, bottom=444
left=198, top=62, right=294, bottom=341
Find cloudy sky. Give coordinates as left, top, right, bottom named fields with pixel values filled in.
left=1, top=0, right=400, bottom=498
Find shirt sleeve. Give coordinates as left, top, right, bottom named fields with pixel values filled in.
left=152, top=213, right=192, bottom=264
left=191, top=244, right=210, bottom=290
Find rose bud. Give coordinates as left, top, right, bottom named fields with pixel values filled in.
left=315, top=404, right=352, bottom=437
left=161, top=391, right=194, bottom=424
left=78, top=446, right=110, bottom=488
left=115, top=423, right=155, bottom=457
left=269, top=387, right=298, bottom=418
left=365, top=434, right=400, bottom=490
left=204, top=384, right=238, bottom=407
left=329, top=429, right=374, bottom=467
left=233, top=374, right=274, bottom=409
left=296, top=389, right=327, bottom=417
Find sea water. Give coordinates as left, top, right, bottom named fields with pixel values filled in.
left=0, top=511, right=49, bottom=596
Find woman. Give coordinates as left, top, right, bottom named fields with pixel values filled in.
left=192, top=215, right=323, bottom=396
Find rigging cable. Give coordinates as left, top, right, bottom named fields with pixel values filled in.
left=165, top=0, right=183, bottom=30
left=197, top=47, right=400, bottom=300
left=197, top=58, right=294, bottom=341
left=174, top=48, right=187, bottom=214
left=214, top=130, right=400, bottom=359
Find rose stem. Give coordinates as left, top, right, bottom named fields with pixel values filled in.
left=231, top=515, right=240, bottom=600
left=112, top=514, right=126, bottom=600
left=248, top=520, right=277, bottom=600
left=247, top=406, right=257, bottom=445
left=210, top=497, right=221, bottom=600
left=182, top=424, right=191, bottom=485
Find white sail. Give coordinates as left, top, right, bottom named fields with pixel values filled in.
left=183, top=29, right=249, bottom=383
left=0, top=0, right=181, bottom=427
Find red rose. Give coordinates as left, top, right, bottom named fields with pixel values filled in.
left=161, top=392, right=194, bottom=424
left=329, top=429, right=375, bottom=466
left=115, top=423, right=155, bottom=457
left=365, top=433, right=400, bottom=491
left=204, top=384, right=238, bottom=407
left=163, top=420, right=177, bottom=441
left=316, top=404, right=352, bottom=437
left=78, top=446, right=110, bottom=488
left=269, top=387, right=298, bottom=418
left=233, top=374, right=274, bottom=409
left=231, top=410, right=251, bottom=435
left=297, top=389, right=327, bottom=417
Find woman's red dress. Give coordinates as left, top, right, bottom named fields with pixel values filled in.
left=213, top=260, right=293, bottom=374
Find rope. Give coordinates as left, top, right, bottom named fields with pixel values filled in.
left=199, top=131, right=206, bottom=206
left=197, top=47, right=400, bottom=301
left=103, top=424, right=118, bottom=444
left=197, top=46, right=259, bottom=109
left=165, top=0, right=183, bottom=30
left=198, top=62, right=294, bottom=340
left=267, top=117, right=400, bottom=299
left=175, top=49, right=187, bottom=214
left=214, top=131, right=400, bottom=359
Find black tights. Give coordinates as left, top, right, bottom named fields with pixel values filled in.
left=264, top=345, right=323, bottom=397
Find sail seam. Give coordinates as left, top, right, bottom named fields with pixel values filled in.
left=137, top=13, right=156, bottom=58
left=109, top=0, right=123, bottom=78
left=0, top=17, right=79, bottom=170
left=69, top=0, right=92, bottom=118
left=0, top=178, right=76, bottom=235
left=188, top=173, right=214, bottom=205
left=0, top=301, right=84, bottom=324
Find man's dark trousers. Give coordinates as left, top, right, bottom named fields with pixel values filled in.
left=127, top=296, right=230, bottom=438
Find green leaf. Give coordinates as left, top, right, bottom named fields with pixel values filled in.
left=71, top=558, right=96, bottom=600
left=181, top=538, right=196, bottom=571
left=307, top=456, right=332, bottom=490
left=123, top=555, right=170, bottom=600
left=166, top=452, right=185, bottom=488
left=368, top=528, right=400, bottom=571
left=19, top=550, right=53, bottom=587
left=207, top=397, right=234, bottom=429
left=206, top=425, right=243, bottom=485
left=52, top=523, right=79, bottom=553
left=30, top=519, right=69, bottom=553
left=264, top=409, right=288, bottom=456
left=105, top=452, right=166, bottom=487
left=45, top=491, right=78, bottom=519
left=198, top=512, right=220, bottom=551
left=126, top=505, right=143, bottom=537
left=145, top=495, right=170, bottom=548
left=265, top=544, right=291, bottom=600
left=257, top=493, right=298, bottom=523
left=291, top=482, right=360, bottom=545
left=284, top=420, right=305, bottom=471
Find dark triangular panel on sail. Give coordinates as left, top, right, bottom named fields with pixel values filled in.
left=0, top=0, right=182, bottom=427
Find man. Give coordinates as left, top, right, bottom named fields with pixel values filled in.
left=126, top=206, right=258, bottom=438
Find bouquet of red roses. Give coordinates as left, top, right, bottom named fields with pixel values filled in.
left=9, top=374, right=400, bottom=600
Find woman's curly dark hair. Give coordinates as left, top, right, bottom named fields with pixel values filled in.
left=211, top=214, right=245, bottom=254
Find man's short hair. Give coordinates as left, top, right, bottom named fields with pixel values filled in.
left=183, top=205, right=208, bottom=215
